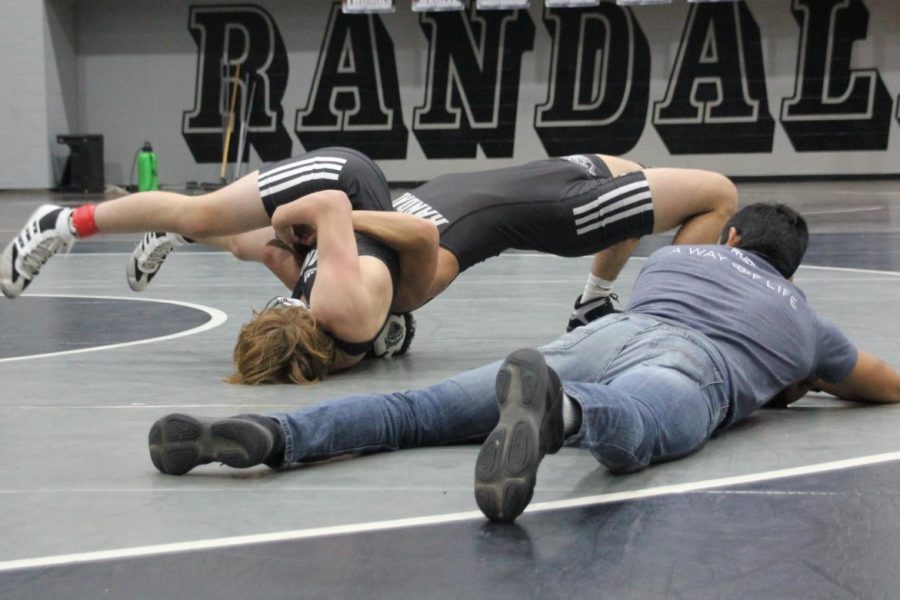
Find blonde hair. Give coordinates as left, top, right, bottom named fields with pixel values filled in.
left=228, top=306, right=335, bottom=385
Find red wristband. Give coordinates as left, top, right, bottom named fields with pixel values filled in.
left=71, top=204, right=98, bottom=238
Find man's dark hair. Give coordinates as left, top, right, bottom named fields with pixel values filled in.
left=719, top=203, right=809, bottom=278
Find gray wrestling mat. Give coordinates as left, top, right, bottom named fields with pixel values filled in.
left=0, top=180, right=899, bottom=598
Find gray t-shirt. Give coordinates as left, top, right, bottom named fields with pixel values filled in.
left=627, top=245, right=858, bottom=425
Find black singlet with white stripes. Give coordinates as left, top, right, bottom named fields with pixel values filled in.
left=391, top=154, right=655, bottom=273
left=257, top=146, right=393, bottom=216
left=290, top=233, right=400, bottom=357
left=260, top=147, right=398, bottom=356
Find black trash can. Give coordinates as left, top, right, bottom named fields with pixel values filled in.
left=57, top=134, right=105, bottom=193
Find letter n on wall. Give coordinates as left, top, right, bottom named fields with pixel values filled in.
left=412, top=4, right=535, bottom=159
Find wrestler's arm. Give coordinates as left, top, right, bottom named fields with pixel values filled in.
left=813, top=350, right=900, bottom=404
left=260, top=239, right=303, bottom=290
left=351, top=211, right=440, bottom=312
left=271, top=192, right=388, bottom=342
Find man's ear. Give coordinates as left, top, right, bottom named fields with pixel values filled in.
left=724, top=227, right=741, bottom=247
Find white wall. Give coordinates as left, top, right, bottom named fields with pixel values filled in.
left=2, top=0, right=899, bottom=188
left=45, top=0, right=79, bottom=186
left=0, top=1, right=52, bottom=188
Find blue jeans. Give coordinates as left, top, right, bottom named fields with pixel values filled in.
left=270, top=314, right=731, bottom=473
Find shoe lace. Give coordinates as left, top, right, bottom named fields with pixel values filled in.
left=139, top=238, right=176, bottom=271
left=19, top=236, right=72, bottom=277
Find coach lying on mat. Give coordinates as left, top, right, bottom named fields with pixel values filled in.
left=147, top=203, right=900, bottom=523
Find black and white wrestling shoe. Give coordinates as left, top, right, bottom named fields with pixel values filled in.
left=566, top=293, right=620, bottom=332
left=1, top=204, right=75, bottom=298
left=127, top=232, right=190, bottom=291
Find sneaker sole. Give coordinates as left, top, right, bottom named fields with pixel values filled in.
left=474, top=348, right=550, bottom=523
left=126, top=256, right=150, bottom=292
left=0, top=241, right=21, bottom=298
left=148, top=414, right=273, bottom=475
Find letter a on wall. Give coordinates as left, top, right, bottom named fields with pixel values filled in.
left=182, top=5, right=293, bottom=163
left=296, top=4, right=408, bottom=159
left=652, top=2, right=774, bottom=154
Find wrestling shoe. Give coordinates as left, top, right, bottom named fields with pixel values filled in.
left=148, top=413, right=282, bottom=475
left=474, top=348, right=565, bottom=523
left=566, top=293, right=620, bottom=332
left=368, top=312, right=417, bottom=358
left=1, top=204, right=75, bottom=298
left=127, top=232, right=189, bottom=291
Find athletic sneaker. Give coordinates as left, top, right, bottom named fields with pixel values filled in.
left=0, top=204, right=75, bottom=298
left=474, top=348, right=565, bottom=523
left=148, top=413, right=283, bottom=475
left=566, top=293, right=620, bottom=332
left=127, top=232, right=189, bottom=291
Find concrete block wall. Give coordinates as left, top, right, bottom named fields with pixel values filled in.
left=44, top=0, right=78, bottom=187
left=0, top=1, right=52, bottom=189
left=1, top=0, right=899, bottom=188
left=0, top=0, right=78, bottom=190
left=71, top=0, right=900, bottom=185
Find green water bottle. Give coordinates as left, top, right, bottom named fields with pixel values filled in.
left=137, top=141, right=159, bottom=191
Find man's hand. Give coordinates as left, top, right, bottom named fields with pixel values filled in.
left=271, top=207, right=301, bottom=246
left=765, top=378, right=816, bottom=409
left=291, top=224, right=316, bottom=246
left=271, top=190, right=351, bottom=247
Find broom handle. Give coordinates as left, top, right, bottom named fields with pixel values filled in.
left=220, top=62, right=242, bottom=181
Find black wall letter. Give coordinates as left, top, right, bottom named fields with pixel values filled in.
left=780, top=0, right=891, bottom=151
left=182, top=4, right=292, bottom=163
left=412, top=5, right=534, bottom=158
left=535, top=3, right=650, bottom=156
left=295, top=4, right=407, bottom=159
left=652, top=3, right=774, bottom=154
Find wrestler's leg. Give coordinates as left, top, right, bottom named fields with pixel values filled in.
left=569, top=163, right=736, bottom=331
left=581, top=155, right=644, bottom=290
left=588, top=158, right=736, bottom=278
left=643, top=167, right=738, bottom=243
left=201, top=228, right=302, bottom=290
left=568, top=155, right=647, bottom=330
left=95, top=171, right=270, bottom=239
left=2, top=172, right=272, bottom=298
left=200, top=227, right=278, bottom=262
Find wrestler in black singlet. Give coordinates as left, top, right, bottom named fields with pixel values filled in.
left=257, top=146, right=393, bottom=216
left=392, top=154, right=655, bottom=273
left=291, top=235, right=399, bottom=356
left=258, top=147, right=398, bottom=355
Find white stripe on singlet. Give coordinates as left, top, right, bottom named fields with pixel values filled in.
left=259, top=158, right=346, bottom=198
left=575, top=199, right=652, bottom=235
left=572, top=179, right=652, bottom=236
left=258, top=156, right=347, bottom=182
